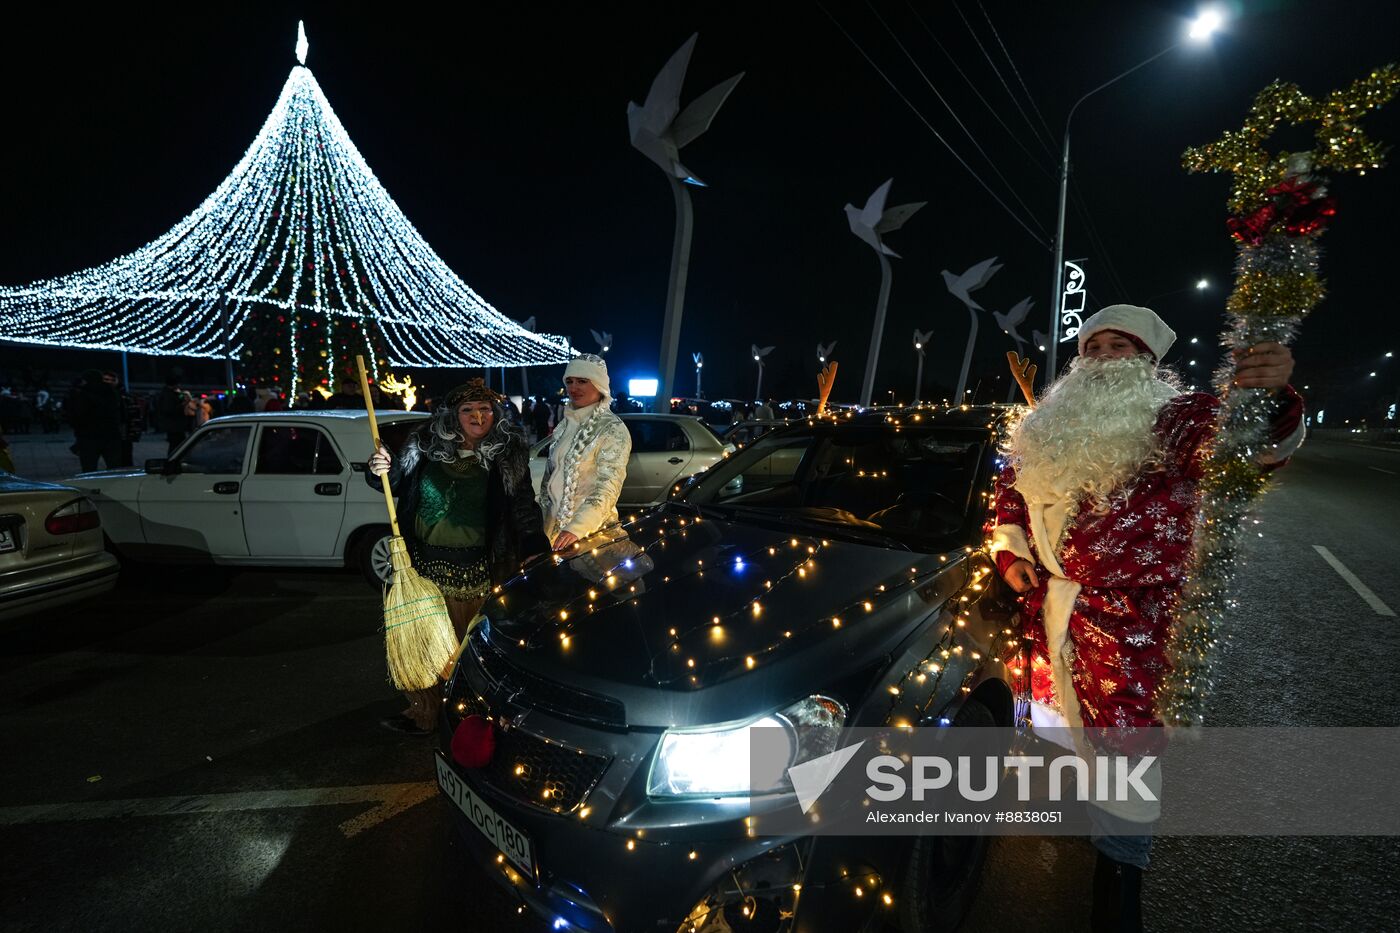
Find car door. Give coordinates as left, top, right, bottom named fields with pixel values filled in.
left=624, top=420, right=693, bottom=505
left=240, top=423, right=349, bottom=558
left=138, top=424, right=253, bottom=556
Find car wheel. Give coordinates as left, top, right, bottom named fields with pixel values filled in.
left=897, top=698, right=995, bottom=933
left=352, top=527, right=394, bottom=587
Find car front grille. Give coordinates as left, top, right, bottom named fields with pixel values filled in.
left=471, top=629, right=626, bottom=729
left=454, top=629, right=614, bottom=814
left=479, top=726, right=610, bottom=814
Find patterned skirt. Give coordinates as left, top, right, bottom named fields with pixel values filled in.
left=411, top=541, right=491, bottom=602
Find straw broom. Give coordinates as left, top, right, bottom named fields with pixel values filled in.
left=355, top=355, right=457, bottom=691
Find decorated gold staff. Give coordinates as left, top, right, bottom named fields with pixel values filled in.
left=1160, top=64, right=1399, bottom=727
left=354, top=355, right=456, bottom=691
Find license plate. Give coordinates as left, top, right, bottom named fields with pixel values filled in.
left=0, top=528, right=15, bottom=552
left=436, top=753, right=535, bottom=877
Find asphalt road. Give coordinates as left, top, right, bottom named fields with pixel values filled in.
left=1, top=435, right=1396, bottom=932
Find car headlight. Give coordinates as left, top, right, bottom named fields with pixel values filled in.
left=646, top=695, right=846, bottom=798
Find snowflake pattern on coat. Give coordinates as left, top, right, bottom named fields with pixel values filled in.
left=993, top=392, right=1221, bottom=732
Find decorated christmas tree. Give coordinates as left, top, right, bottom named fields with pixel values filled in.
left=0, top=22, right=571, bottom=397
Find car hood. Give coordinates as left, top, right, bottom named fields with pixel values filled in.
left=479, top=508, right=969, bottom=728
left=0, top=473, right=78, bottom=494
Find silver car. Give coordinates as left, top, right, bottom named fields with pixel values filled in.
left=0, top=473, right=119, bottom=620
left=529, top=413, right=726, bottom=507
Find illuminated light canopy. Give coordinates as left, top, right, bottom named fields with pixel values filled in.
left=0, top=22, right=573, bottom=397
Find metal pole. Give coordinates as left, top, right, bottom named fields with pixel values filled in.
left=696, top=364, right=702, bottom=398
left=657, top=176, right=695, bottom=408
left=954, top=307, right=979, bottom=404
left=120, top=351, right=131, bottom=389
left=754, top=363, right=763, bottom=405
left=1045, top=43, right=1178, bottom=385
left=914, top=352, right=924, bottom=404
left=859, top=251, right=893, bottom=407
left=1047, top=129, right=1071, bottom=384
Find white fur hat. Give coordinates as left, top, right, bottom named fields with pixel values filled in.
left=1077, top=304, right=1176, bottom=361
left=564, top=353, right=611, bottom=399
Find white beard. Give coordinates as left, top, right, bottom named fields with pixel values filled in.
left=1006, top=356, right=1181, bottom=511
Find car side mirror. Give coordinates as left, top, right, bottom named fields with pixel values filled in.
left=668, top=474, right=700, bottom=501
left=145, top=458, right=178, bottom=475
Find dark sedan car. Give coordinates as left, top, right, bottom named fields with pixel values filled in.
left=436, top=407, right=1023, bottom=932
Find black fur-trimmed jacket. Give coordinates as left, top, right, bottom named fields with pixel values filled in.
left=365, top=428, right=549, bottom=587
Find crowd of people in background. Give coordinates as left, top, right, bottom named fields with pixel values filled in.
left=0, top=358, right=802, bottom=478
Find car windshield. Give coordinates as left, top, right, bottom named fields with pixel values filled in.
left=681, top=422, right=989, bottom=552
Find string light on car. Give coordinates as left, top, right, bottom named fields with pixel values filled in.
left=0, top=21, right=573, bottom=399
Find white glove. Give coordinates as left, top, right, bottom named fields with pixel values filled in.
left=368, top=445, right=391, bottom=477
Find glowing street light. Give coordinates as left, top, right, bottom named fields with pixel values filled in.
left=1045, top=9, right=1224, bottom=379
left=1196, top=278, right=1210, bottom=290
left=1189, top=9, right=1224, bottom=41
left=912, top=328, right=932, bottom=404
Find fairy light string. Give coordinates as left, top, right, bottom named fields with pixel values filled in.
left=0, top=22, right=573, bottom=397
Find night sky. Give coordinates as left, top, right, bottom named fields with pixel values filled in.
left=1, top=2, right=1396, bottom=416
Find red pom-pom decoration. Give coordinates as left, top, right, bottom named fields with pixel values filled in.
left=450, top=715, right=496, bottom=769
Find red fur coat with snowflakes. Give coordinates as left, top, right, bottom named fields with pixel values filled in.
left=991, top=388, right=1303, bottom=732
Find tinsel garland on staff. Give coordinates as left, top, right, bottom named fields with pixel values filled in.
left=1158, top=64, right=1399, bottom=727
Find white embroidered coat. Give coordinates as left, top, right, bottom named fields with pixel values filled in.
left=538, top=403, right=632, bottom=541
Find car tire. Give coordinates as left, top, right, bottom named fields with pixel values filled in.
left=897, top=697, right=995, bottom=933
left=351, top=526, right=394, bottom=587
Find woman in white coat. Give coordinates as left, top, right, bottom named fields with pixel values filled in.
left=538, top=354, right=632, bottom=551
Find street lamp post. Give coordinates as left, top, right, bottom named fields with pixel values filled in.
left=912, top=329, right=932, bottom=404
left=1046, top=11, right=1222, bottom=381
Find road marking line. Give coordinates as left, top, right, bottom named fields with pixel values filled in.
left=0, top=781, right=436, bottom=838
left=1370, top=466, right=1397, bottom=475
left=1312, top=546, right=1396, bottom=617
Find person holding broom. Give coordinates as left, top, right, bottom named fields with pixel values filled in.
left=367, top=378, right=549, bottom=735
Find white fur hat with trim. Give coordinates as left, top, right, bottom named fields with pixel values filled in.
left=1077, top=304, right=1177, bottom=361
left=564, top=353, right=611, bottom=399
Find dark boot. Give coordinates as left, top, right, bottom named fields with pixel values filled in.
left=1091, top=851, right=1142, bottom=933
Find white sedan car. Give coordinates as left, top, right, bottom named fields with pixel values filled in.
left=529, top=413, right=727, bottom=508
left=65, top=410, right=428, bottom=585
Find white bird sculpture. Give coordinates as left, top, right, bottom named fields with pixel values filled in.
left=817, top=341, right=837, bottom=364
left=627, top=34, right=744, bottom=188
left=693, top=352, right=704, bottom=397
left=845, top=179, right=926, bottom=407
left=628, top=34, right=744, bottom=410
left=943, top=256, right=1004, bottom=405
left=994, top=297, right=1034, bottom=348
left=941, top=257, right=1004, bottom=313
left=844, top=179, right=925, bottom=259
left=589, top=329, right=613, bottom=355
